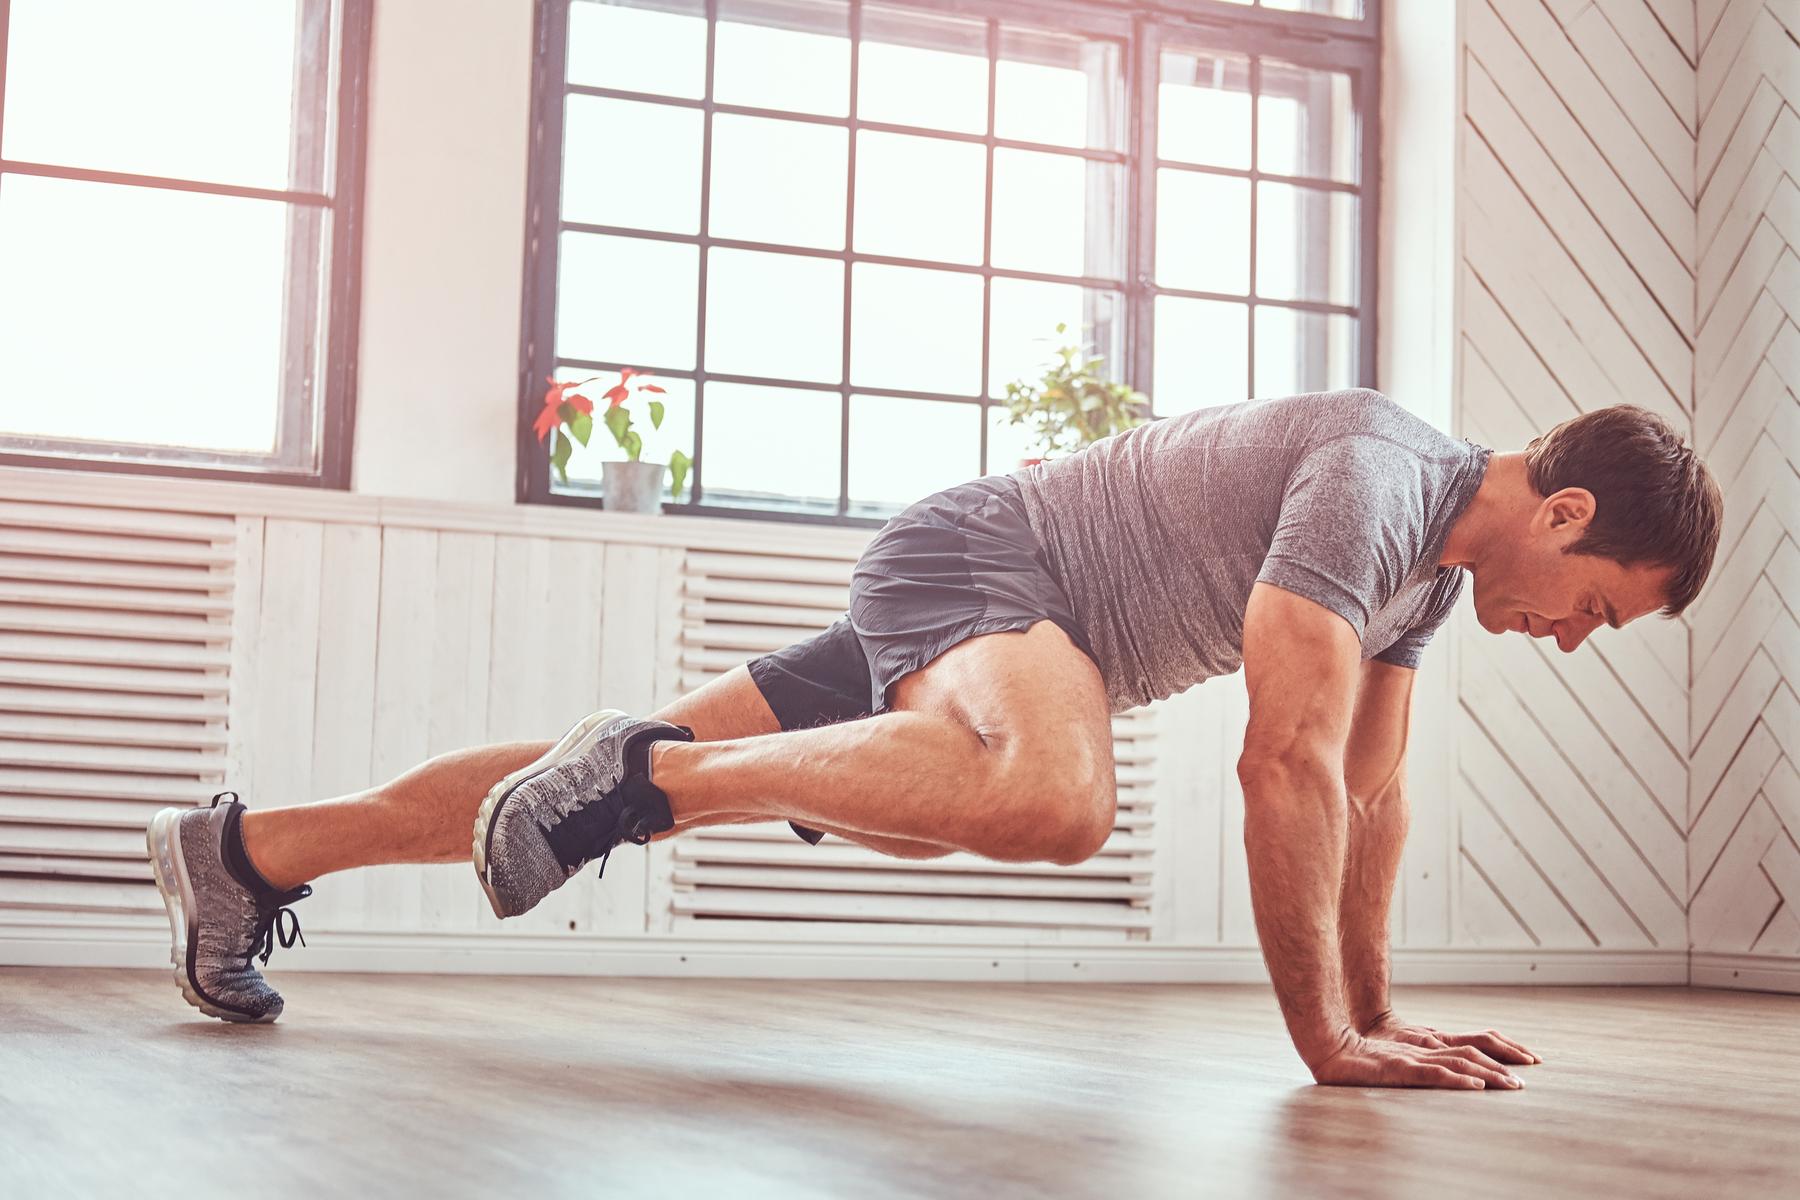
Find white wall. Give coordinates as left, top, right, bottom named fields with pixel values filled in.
left=1686, top=0, right=1800, bottom=989
left=350, top=0, right=534, bottom=504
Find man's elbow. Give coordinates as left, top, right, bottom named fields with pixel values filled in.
left=1236, top=743, right=1343, bottom=801
left=1345, top=777, right=1405, bottom=817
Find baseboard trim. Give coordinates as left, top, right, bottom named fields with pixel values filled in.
left=1690, top=952, right=1800, bottom=995
left=0, top=921, right=1690, bottom=984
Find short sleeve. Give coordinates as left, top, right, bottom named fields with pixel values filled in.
left=1256, top=437, right=1426, bottom=641
left=1374, top=568, right=1466, bottom=669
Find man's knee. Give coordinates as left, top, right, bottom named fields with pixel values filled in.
left=985, top=749, right=1117, bottom=865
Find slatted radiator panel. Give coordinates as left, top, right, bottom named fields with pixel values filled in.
left=1686, top=0, right=1800, bottom=963
left=663, top=548, right=1160, bottom=941
left=1454, top=0, right=1696, bottom=952
left=0, top=499, right=234, bottom=918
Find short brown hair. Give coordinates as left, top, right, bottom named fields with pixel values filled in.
left=1523, top=405, right=1722, bottom=616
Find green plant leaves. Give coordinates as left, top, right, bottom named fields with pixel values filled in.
left=603, top=405, right=631, bottom=448
left=668, top=449, right=692, bottom=500
left=648, top=400, right=665, bottom=430
left=622, top=430, right=643, bottom=461
left=568, top=411, right=593, bottom=447
left=995, top=321, right=1151, bottom=461
left=550, top=429, right=572, bottom=483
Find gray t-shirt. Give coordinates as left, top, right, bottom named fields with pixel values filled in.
left=1010, top=389, right=1491, bottom=712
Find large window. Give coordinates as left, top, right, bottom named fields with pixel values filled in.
left=0, top=0, right=370, bottom=486
left=521, top=0, right=1377, bottom=523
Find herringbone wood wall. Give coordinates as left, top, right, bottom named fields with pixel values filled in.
left=1687, top=0, right=1800, bottom=964
left=1455, top=0, right=1799, bottom=977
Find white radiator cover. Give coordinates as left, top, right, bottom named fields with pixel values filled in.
left=0, top=469, right=1166, bottom=951
left=664, top=546, right=1162, bottom=938
left=0, top=498, right=235, bottom=918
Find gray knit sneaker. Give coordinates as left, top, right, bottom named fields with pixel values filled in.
left=472, top=710, right=692, bottom=919
left=145, top=792, right=311, bottom=1023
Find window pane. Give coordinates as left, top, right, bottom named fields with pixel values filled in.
left=1152, top=296, right=1247, bottom=416
left=991, top=150, right=1124, bottom=280
left=1262, top=0, right=1362, bottom=20
left=996, top=27, right=1124, bottom=152
left=858, top=4, right=987, bottom=134
left=705, top=249, right=844, bottom=383
left=850, top=265, right=983, bottom=394
left=1156, top=171, right=1250, bottom=295
left=557, top=233, right=698, bottom=367
left=1255, top=183, right=1357, bottom=306
left=0, top=176, right=288, bottom=452
left=853, top=132, right=985, bottom=265
left=1158, top=49, right=1250, bottom=170
left=988, top=279, right=1123, bottom=399
left=714, top=0, right=850, bottom=117
left=562, top=96, right=702, bottom=233
left=1255, top=308, right=1357, bottom=398
left=848, top=395, right=980, bottom=511
left=568, top=0, right=708, bottom=99
left=1259, top=60, right=1358, bottom=184
left=550, top=368, right=697, bottom=489
left=3, top=0, right=324, bottom=191
left=987, top=403, right=1046, bottom=474
left=698, top=381, right=842, bottom=504
left=709, top=115, right=847, bottom=249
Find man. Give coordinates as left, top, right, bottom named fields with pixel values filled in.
left=146, top=390, right=1721, bottom=1090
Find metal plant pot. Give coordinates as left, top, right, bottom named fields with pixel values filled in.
left=602, top=460, right=667, bottom=514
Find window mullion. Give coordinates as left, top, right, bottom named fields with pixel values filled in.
left=692, top=0, right=720, bottom=506
left=978, top=16, right=997, bottom=477
left=838, top=0, right=863, bottom=518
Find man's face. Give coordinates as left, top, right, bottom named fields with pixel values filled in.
left=1467, top=488, right=1674, bottom=654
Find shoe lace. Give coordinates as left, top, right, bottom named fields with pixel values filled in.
left=246, top=884, right=313, bottom=968
left=593, top=811, right=663, bottom=881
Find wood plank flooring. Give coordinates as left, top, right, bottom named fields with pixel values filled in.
left=1, top=970, right=1796, bottom=1199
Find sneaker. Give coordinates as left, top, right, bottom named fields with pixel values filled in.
left=145, top=792, right=312, bottom=1023
left=472, top=709, right=693, bottom=919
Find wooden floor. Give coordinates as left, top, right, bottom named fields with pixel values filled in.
left=1, top=971, right=1795, bottom=1199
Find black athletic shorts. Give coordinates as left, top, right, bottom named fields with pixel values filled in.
left=746, top=474, right=1098, bottom=845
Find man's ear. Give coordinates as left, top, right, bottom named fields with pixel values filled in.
left=1536, top=486, right=1596, bottom=540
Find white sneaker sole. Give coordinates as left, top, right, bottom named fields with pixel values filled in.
left=471, top=708, right=630, bottom=919
left=145, top=808, right=273, bottom=1024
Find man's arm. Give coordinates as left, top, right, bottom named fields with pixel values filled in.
left=1339, top=660, right=1415, bottom=1029
left=1338, top=658, right=1542, bottom=1068
left=1238, top=583, right=1515, bottom=1089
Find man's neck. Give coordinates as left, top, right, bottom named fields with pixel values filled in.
left=1439, top=451, right=1530, bottom=571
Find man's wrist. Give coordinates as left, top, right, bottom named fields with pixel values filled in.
left=1296, top=1021, right=1362, bottom=1070
left=1353, top=1006, right=1396, bottom=1033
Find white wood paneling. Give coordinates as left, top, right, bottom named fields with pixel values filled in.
left=1688, top=0, right=1800, bottom=980
left=1456, top=0, right=1701, bottom=960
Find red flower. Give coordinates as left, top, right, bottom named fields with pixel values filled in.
left=602, top=384, right=629, bottom=409
left=534, top=376, right=594, bottom=442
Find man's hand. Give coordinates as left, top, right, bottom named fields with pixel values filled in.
left=1311, top=1030, right=1525, bottom=1090
left=1360, top=1011, right=1542, bottom=1067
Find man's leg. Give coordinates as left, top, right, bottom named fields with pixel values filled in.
left=239, top=662, right=953, bottom=891
left=647, top=619, right=1118, bottom=865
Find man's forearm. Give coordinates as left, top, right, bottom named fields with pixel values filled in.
left=1240, top=758, right=1355, bottom=1070
left=1338, top=783, right=1408, bottom=1028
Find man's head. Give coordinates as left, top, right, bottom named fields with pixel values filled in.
left=1468, top=405, right=1722, bottom=653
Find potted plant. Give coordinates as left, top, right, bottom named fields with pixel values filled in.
left=1000, top=322, right=1151, bottom=466
left=534, top=368, right=693, bottom=513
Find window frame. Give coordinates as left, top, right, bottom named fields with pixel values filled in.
left=0, top=0, right=373, bottom=489
left=519, top=0, right=1381, bottom=526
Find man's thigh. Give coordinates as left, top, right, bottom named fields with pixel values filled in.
left=890, top=618, right=1113, bottom=778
